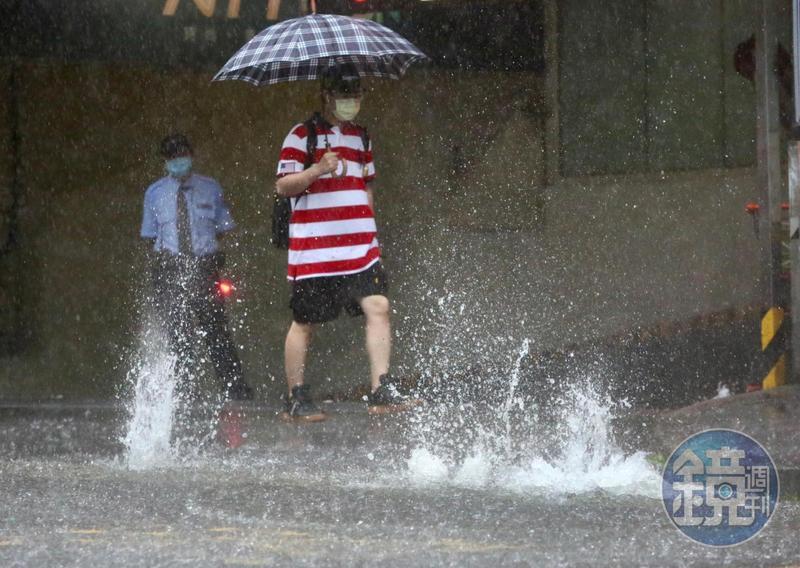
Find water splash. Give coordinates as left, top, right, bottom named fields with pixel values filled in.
left=406, top=341, right=661, bottom=497
left=407, top=447, right=449, bottom=484
left=501, top=338, right=530, bottom=455
left=122, top=319, right=179, bottom=470
left=713, top=382, right=731, bottom=399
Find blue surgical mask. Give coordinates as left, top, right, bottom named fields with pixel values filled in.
left=166, top=156, right=192, bottom=178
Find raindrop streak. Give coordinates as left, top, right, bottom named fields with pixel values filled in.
left=121, top=315, right=178, bottom=470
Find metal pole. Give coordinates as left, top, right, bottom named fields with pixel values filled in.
left=789, top=140, right=800, bottom=384
left=755, top=0, right=784, bottom=310
left=790, top=0, right=800, bottom=383
left=754, top=0, right=790, bottom=388
left=794, top=0, right=800, bottom=125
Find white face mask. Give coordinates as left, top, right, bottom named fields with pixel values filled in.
left=333, top=98, right=361, bottom=122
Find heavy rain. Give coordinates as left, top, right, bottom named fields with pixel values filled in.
left=1, top=0, right=800, bottom=566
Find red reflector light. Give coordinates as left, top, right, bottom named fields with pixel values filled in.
left=216, top=279, right=235, bottom=298
left=744, top=202, right=760, bottom=215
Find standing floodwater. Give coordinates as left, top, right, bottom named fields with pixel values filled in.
left=3, top=335, right=798, bottom=565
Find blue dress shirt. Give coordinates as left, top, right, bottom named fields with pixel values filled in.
left=141, top=173, right=236, bottom=257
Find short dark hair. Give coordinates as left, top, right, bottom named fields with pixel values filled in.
left=160, top=133, right=192, bottom=159
left=320, top=64, right=361, bottom=94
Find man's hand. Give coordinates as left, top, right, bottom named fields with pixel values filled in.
left=314, top=151, right=341, bottom=176
left=276, top=152, right=342, bottom=197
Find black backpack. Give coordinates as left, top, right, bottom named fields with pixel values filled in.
left=271, top=113, right=370, bottom=249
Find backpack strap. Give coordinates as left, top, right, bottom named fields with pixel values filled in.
left=304, top=113, right=320, bottom=170
left=356, top=125, right=370, bottom=179
left=359, top=126, right=370, bottom=160
left=292, top=113, right=322, bottom=207
left=272, top=114, right=323, bottom=249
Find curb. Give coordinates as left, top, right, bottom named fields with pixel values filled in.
left=779, top=468, right=800, bottom=499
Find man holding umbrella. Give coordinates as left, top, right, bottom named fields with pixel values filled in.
left=213, top=10, right=427, bottom=420
left=275, top=66, right=414, bottom=421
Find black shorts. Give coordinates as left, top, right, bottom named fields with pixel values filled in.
left=290, top=262, right=389, bottom=324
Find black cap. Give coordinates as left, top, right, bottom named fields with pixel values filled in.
left=160, top=133, right=192, bottom=159
left=320, top=63, right=362, bottom=94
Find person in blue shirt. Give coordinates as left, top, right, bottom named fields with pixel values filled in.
left=141, top=133, right=252, bottom=402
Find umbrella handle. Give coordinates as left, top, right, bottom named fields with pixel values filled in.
left=332, top=157, right=346, bottom=178
left=325, top=141, right=346, bottom=178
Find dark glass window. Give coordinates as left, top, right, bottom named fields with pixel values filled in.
left=382, top=1, right=545, bottom=73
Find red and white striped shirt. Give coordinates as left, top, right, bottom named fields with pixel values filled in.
left=276, top=122, right=379, bottom=281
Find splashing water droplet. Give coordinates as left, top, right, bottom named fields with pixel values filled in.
left=405, top=342, right=661, bottom=497
left=121, top=314, right=178, bottom=470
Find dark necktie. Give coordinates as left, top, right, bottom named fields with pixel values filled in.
left=176, top=185, right=192, bottom=256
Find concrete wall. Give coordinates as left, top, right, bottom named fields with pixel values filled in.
left=0, top=0, right=775, bottom=400
left=559, top=0, right=759, bottom=175
left=0, top=55, right=764, bottom=400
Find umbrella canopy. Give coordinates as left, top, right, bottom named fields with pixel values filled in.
left=213, top=14, right=428, bottom=86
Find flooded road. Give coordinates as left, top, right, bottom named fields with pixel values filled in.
left=1, top=402, right=798, bottom=567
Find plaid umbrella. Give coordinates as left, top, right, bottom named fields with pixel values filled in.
left=213, top=14, right=428, bottom=86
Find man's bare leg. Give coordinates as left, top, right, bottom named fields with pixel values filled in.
left=360, top=294, right=392, bottom=391
left=282, top=321, right=326, bottom=421
left=285, top=321, right=314, bottom=394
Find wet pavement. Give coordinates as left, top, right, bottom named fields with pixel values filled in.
left=615, top=385, right=800, bottom=496
left=1, top=401, right=799, bottom=567
left=643, top=386, right=800, bottom=468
